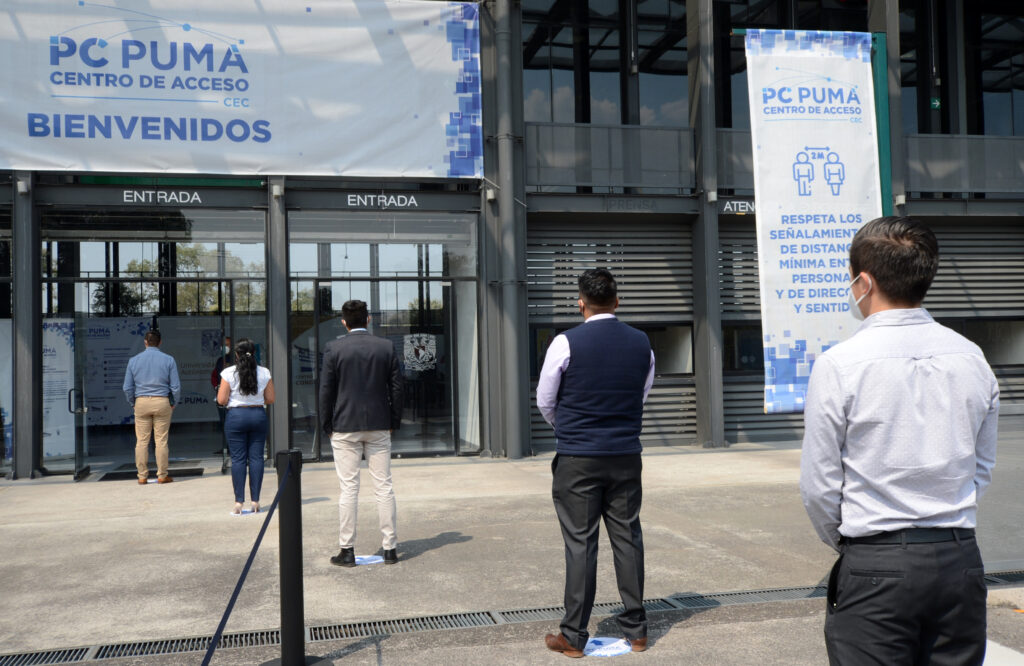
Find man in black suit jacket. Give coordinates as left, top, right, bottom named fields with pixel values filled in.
left=319, top=299, right=403, bottom=567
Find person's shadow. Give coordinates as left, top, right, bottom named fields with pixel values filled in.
left=593, top=591, right=719, bottom=651
left=310, top=635, right=385, bottom=664
left=375, top=531, right=472, bottom=561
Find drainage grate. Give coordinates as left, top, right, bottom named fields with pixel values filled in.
left=671, top=585, right=827, bottom=609
left=309, top=612, right=495, bottom=641
left=93, top=630, right=280, bottom=660
left=986, top=570, right=1024, bottom=586
left=1, top=573, right=1020, bottom=665
left=0, top=648, right=89, bottom=666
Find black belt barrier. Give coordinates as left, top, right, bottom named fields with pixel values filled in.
left=201, top=451, right=298, bottom=666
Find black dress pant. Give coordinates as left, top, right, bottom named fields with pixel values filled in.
left=825, top=534, right=987, bottom=665
left=551, top=453, right=646, bottom=650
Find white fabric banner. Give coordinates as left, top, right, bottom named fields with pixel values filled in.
left=0, top=0, right=482, bottom=177
left=745, top=30, right=882, bottom=414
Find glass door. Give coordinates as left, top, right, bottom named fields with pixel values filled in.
left=40, top=295, right=92, bottom=478
left=312, top=279, right=460, bottom=457
left=288, top=210, right=482, bottom=459
left=41, top=209, right=267, bottom=477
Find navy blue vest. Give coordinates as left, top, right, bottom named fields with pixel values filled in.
left=554, top=318, right=652, bottom=456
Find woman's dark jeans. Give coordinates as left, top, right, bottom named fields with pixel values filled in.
left=224, top=407, right=268, bottom=503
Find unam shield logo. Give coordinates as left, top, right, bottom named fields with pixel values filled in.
left=403, top=334, right=437, bottom=372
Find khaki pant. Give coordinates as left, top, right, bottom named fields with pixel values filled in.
left=134, top=396, right=173, bottom=480
left=330, top=430, right=397, bottom=550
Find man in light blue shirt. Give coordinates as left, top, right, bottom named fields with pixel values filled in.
left=123, top=329, right=181, bottom=484
left=801, top=217, right=998, bottom=665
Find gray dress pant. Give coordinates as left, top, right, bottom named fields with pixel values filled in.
left=551, top=453, right=646, bottom=650
left=825, top=533, right=987, bottom=665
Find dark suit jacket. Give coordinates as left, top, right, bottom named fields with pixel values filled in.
left=319, top=330, right=403, bottom=434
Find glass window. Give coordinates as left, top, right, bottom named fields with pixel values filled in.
left=288, top=212, right=477, bottom=278
left=723, top=323, right=765, bottom=374
left=962, top=319, right=1024, bottom=366
left=530, top=323, right=693, bottom=377
left=966, top=5, right=1024, bottom=136
left=715, top=0, right=866, bottom=129
left=715, top=0, right=784, bottom=129
left=899, top=4, right=920, bottom=134
left=638, top=0, right=688, bottom=127
left=523, top=0, right=623, bottom=124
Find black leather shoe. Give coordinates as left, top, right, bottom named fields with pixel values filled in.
left=383, top=549, right=398, bottom=564
left=330, top=548, right=355, bottom=567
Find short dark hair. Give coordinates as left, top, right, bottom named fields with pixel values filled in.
left=144, top=329, right=161, bottom=346
left=341, top=299, right=369, bottom=329
left=849, top=216, right=938, bottom=305
left=578, top=268, right=617, bottom=308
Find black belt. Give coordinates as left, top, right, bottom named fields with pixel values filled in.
left=843, top=528, right=974, bottom=546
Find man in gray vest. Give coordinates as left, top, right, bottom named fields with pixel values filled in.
left=537, top=268, right=656, bottom=657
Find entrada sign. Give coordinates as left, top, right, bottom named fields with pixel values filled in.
left=122, top=189, right=202, bottom=204
left=346, top=194, right=420, bottom=209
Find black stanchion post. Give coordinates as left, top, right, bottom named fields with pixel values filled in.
left=277, top=448, right=306, bottom=665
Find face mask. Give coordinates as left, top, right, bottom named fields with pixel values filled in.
left=848, top=274, right=871, bottom=320
left=223, top=346, right=231, bottom=355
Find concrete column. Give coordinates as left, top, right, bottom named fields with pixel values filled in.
left=869, top=0, right=907, bottom=212
left=12, top=171, right=41, bottom=478
left=492, top=0, right=529, bottom=458
left=267, top=176, right=291, bottom=457
left=688, top=0, right=726, bottom=447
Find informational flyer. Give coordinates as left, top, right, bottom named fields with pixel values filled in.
left=745, top=30, right=882, bottom=413
left=42, top=319, right=76, bottom=459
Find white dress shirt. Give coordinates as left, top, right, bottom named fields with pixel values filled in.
left=800, top=308, right=999, bottom=551
left=536, top=313, right=656, bottom=426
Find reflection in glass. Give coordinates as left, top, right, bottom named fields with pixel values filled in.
left=638, top=0, right=687, bottom=127
left=290, top=281, right=478, bottom=456
left=0, top=217, right=10, bottom=474
left=966, top=7, right=1024, bottom=135
left=35, top=210, right=268, bottom=474
left=287, top=212, right=479, bottom=457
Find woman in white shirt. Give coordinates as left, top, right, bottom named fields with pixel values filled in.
left=217, top=339, right=275, bottom=514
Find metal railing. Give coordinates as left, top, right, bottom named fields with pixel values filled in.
left=524, top=122, right=695, bottom=193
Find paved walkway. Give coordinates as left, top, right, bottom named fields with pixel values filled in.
left=1, top=437, right=1023, bottom=664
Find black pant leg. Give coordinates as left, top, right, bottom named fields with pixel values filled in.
left=601, top=454, right=646, bottom=639
left=916, top=538, right=986, bottom=666
left=825, top=543, right=921, bottom=665
left=552, top=454, right=604, bottom=650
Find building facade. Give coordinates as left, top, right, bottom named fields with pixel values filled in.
left=2, top=0, right=1023, bottom=480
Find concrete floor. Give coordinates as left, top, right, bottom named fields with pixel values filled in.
left=1, top=437, right=1023, bottom=664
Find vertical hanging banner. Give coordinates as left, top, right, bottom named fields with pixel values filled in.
left=745, top=30, right=882, bottom=413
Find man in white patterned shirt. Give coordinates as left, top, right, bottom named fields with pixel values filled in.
left=801, top=216, right=999, bottom=665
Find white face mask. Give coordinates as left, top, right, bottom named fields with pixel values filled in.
left=223, top=345, right=231, bottom=355
left=848, top=274, right=871, bottom=320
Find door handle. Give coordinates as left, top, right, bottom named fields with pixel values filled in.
left=67, top=388, right=88, bottom=414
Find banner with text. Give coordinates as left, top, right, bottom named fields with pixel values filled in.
left=0, top=0, right=481, bottom=177
left=745, top=30, right=882, bottom=413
